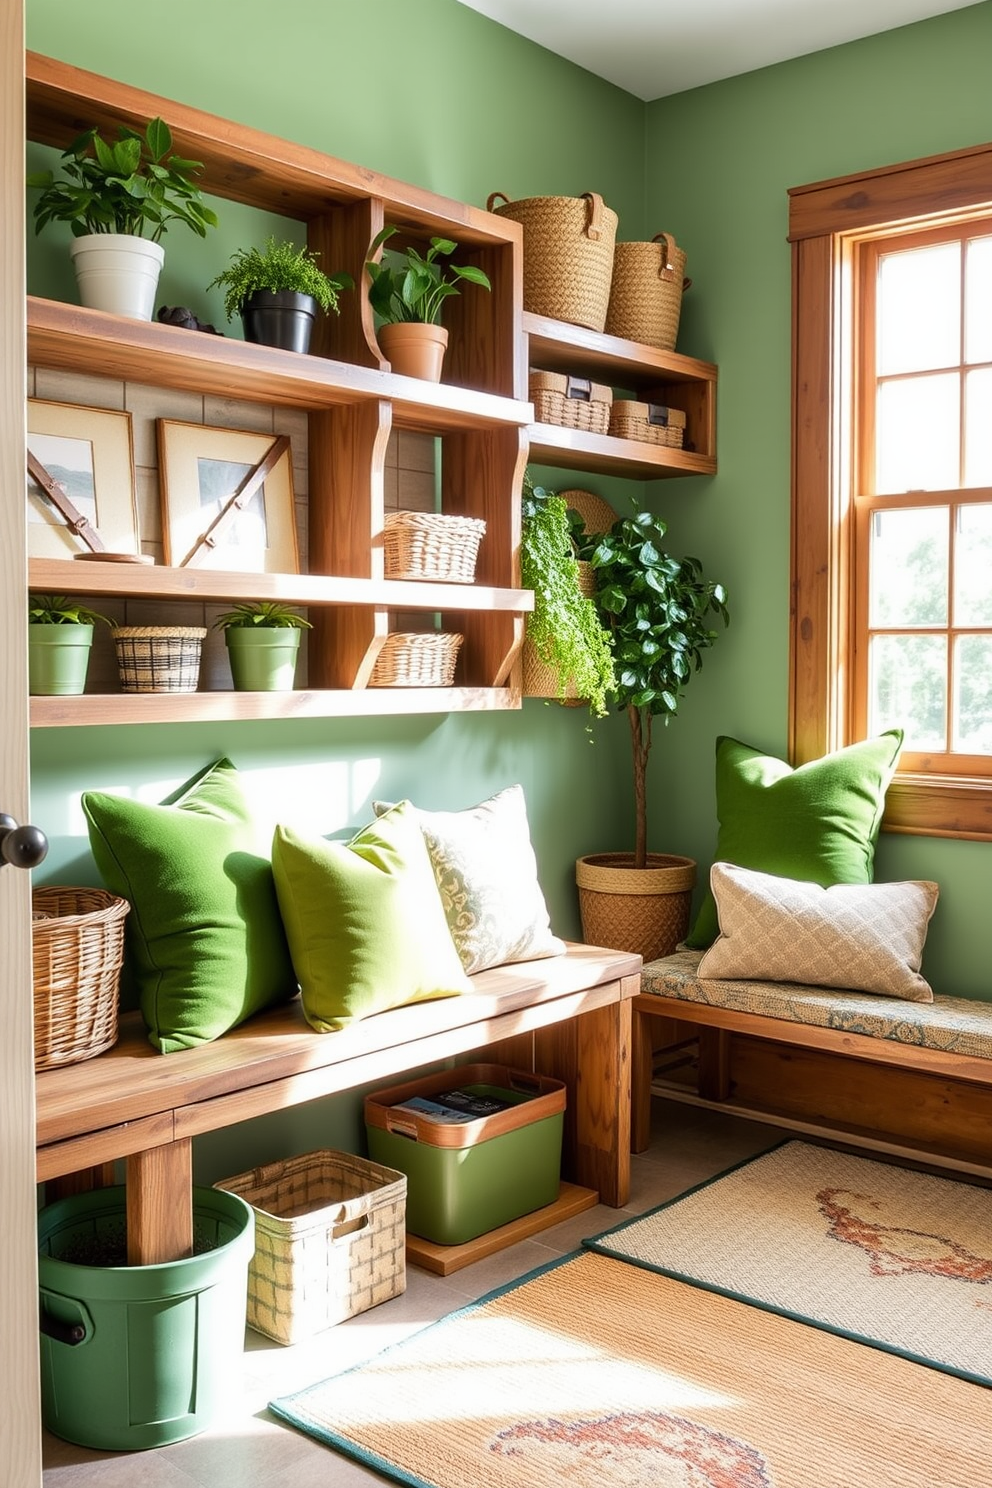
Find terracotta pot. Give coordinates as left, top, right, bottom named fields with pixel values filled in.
left=575, top=852, right=696, bottom=964
left=377, top=321, right=448, bottom=382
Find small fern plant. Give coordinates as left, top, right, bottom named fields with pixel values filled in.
left=521, top=474, right=615, bottom=717
left=207, top=237, right=352, bottom=321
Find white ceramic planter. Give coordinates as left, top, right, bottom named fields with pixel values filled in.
left=68, top=233, right=165, bottom=321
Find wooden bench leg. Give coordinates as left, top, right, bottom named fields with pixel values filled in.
left=631, top=1004, right=654, bottom=1154
left=698, top=1027, right=732, bottom=1101
left=126, top=1139, right=193, bottom=1265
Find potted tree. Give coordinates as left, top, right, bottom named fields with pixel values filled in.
left=206, top=237, right=353, bottom=354
left=365, top=225, right=491, bottom=381
left=520, top=474, right=615, bottom=717
left=213, top=601, right=312, bottom=692
left=574, top=503, right=730, bottom=961
left=27, top=117, right=218, bottom=321
left=28, top=594, right=111, bottom=696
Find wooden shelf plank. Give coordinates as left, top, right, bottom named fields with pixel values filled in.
left=405, top=1182, right=600, bottom=1275
left=528, top=421, right=717, bottom=479
left=524, top=311, right=718, bottom=387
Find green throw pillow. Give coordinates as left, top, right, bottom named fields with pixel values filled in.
left=271, top=800, right=472, bottom=1033
left=82, top=757, right=296, bottom=1053
left=684, top=730, right=904, bottom=951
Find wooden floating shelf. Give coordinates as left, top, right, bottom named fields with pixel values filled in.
left=528, top=421, right=717, bottom=479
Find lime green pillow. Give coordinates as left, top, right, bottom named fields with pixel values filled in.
left=82, top=758, right=296, bottom=1053
left=684, top=731, right=904, bottom=951
left=271, top=800, right=472, bottom=1033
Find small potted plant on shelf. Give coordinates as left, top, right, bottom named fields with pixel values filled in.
left=213, top=601, right=312, bottom=692
left=28, top=594, right=111, bottom=696
left=520, top=473, right=615, bottom=717
left=27, top=117, right=218, bottom=322
left=365, top=225, right=492, bottom=381
left=206, top=237, right=353, bottom=354
left=573, top=502, right=730, bottom=962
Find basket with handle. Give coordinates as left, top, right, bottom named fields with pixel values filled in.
left=32, top=886, right=129, bottom=1070
left=608, top=400, right=686, bottom=448
left=529, top=371, right=612, bottom=434
left=605, top=233, right=690, bottom=350
left=369, top=631, right=463, bottom=687
left=487, top=191, right=618, bottom=332
left=383, top=512, right=486, bottom=583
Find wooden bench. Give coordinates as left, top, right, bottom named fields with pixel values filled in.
left=36, top=943, right=641, bottom=1266
left=633, top=949, right=992, bottom=1169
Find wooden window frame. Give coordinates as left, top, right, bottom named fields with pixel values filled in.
left=789, top=141, right=992, bottom=840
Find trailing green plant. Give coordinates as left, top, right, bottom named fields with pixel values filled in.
left=27, top=117, right=218, bottom=241
left=365, top=225, right=491, bottom=325
left=521, top=473, right=615, bottom=718
left=207, top=237, right=353, bottom=321
left=28, top=594, right=110, bottom=626
left=213, top=601, right=312, bottom=631
left=577, top=502, right=730, bottom=868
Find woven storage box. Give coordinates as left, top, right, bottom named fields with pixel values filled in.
left=530, top=370, right=613, bottom=434
left=215, top=1150, right=407, bottom=1345
left=605, top=233, right=689, bottom=351
left=113, top=626, right=206, bottom=693
left=369, top=631, right=463, bottom=687
left=32, top=886, right=129, bottom=1071
left=609, top=400, right=686, bottom=448
left=384, top=511, right=486, bottom=583
left=487, top=190, right=618, bottom=332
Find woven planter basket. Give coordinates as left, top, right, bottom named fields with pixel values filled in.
left=113, top=626, right=207, bottom=694
left=609, top=401, right=687, bottom=448
left=562, top=488, right=617, bottom=538
left=384, top=511, right=486, bottom=583
left=529, top=371, right=612, bottom=434
left=487, top=190, right=618, bottom=332
left=605, top=233, right=690, bottom=351
left=32, top=886, right=129, bottom=1071
left=369, top=631, right=463, bottom=688
left=575, top=853, right=696, bottom=964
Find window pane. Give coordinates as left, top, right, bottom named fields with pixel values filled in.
left=965, top=236, right=992, bottom=365
left=964, top=367, right=992, bottom=486
left=869, top=506, right=947, bottom=626
left=953, top=635, right=992, bottom=752
left=876, top=374, right=959, bottom=492
left=877, top=243, right=959, bottom=375
left=869, top=634, right=946, bottom=749
left=954, top=503, right=992, bottom=623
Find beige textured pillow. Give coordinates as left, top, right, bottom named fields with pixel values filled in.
left=697, top=861, right=938, bottom=1002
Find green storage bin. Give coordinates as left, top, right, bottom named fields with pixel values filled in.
left=38, top=1184, right=255, bottom=1451
left=364, top=1063, right=565, bottom=1245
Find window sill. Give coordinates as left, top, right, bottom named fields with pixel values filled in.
left=883, top=772, right=992, bottom=841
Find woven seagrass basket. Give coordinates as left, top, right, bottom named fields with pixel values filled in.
left=384, top=511, right=486, bottom=583
left=32, top=886, right=129, bottom=1071
left=575, top=853, right=696, bottom=964
left=605, top=233, right=689, bottom=351
left=609, top=401, right=686, bottom=448
left=113, top=626, right=207, bottom=693
left=529, top=371, right=612, bottom=434
left=487, top=190, right=618, bottom=332
left=369, top=631, right=463, bottom=687
left=522, top=489, right=616, bottom=704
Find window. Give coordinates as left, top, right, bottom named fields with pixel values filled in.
left=790, top=144, right=992, bottom=839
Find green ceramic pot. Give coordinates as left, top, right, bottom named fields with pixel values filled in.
left=28, top=624, right=94, bottom=696
left=224, top=626, right=302, bottom=691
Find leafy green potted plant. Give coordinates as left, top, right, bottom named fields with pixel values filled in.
left=28, top=594, right=111, bottom=696
left=206, top=237, right=353, bottom=354
left=213, top=601, right=312, bottom=692
left=27, top=117, right=218, bottom=321
left=365, top=225, right=492, bottom=381
left=573, top=503, right=730, bottom=961
left=520, top=474, right=615, bottom=717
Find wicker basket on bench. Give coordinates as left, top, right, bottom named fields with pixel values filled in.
left=32, top=886, right=129, bottom=1071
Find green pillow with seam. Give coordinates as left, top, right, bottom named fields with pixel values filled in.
left=271, top=799, right=472, bottom=1033
left=82, top=757, right=296, bottom=1053
left=684, top=730, right=904, bottom=951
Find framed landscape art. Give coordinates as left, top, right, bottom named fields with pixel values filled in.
left=26, top=400, right=139, bottom=560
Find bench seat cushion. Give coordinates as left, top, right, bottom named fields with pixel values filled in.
left=640, top=949, right=992, bottom=1061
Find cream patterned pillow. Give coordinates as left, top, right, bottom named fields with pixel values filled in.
left=373, top=786, right=565, bottom=975
left=697, top=861, right=938, bottom=1002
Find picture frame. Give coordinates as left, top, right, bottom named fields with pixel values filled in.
left=26, top=400, right=139, bottom=560
left=157, top=420, right=300, bottom=573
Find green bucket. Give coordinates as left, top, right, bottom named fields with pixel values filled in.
left=38, top=1184, right=254, bottom=1451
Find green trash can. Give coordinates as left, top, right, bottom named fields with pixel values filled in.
left=38, top=1184, right=254, bottom=1451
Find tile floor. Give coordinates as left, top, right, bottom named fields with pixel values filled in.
left=40, top=1099, right=786, bottom=1487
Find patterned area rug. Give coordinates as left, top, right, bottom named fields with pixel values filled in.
left=271, top=1242, right=989, bottom=1486
left=588, top=1139, right=992, bottom=1387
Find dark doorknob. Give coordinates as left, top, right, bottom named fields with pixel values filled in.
left=0, top=813, right=49, bottom=870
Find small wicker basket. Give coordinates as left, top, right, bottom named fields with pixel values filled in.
left=605, top=233, right=689, bottom=351
left=609, top=401, right=686, bottom=448
left=530, top=371, right=613, bottom=434
left=32, top=886, right=129, bottom=1071
left=487, top=190, right=618, bottom=332
left=369, top=631, right=463, bottom=687
left=113, top=626, right=207, bottom=694
left=384, top=511, right=486, bottom=583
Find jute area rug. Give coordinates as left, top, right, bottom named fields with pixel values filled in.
left=270, top=1148, right=991, bottom=1487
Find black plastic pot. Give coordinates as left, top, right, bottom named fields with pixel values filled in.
left=240, top=290, right=317, bottom=353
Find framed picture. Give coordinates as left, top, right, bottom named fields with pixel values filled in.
left=27, top=400, right=139, bottom=560
left=158, top=420, right=300, bottom=573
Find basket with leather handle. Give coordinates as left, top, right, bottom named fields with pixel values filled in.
left=605, top=232, right=690, bottom=350
left=487, top=190, right=618, bottom=332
